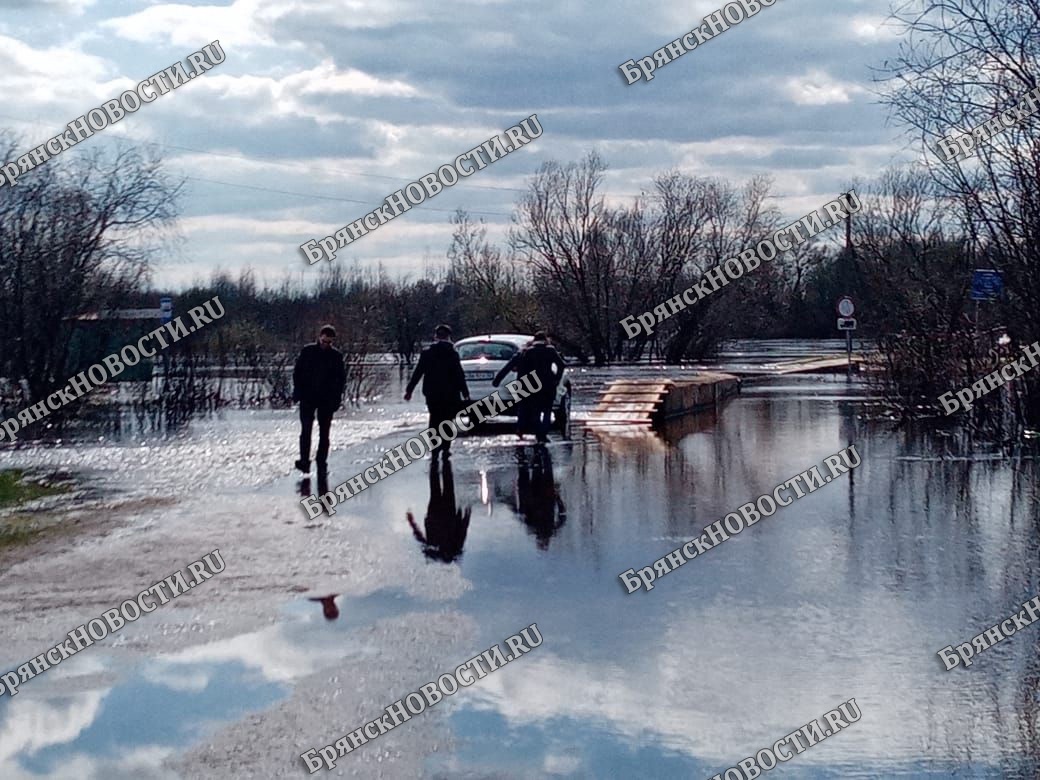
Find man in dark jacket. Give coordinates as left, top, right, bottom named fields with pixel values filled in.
left=494, top=332, right=565, bottom=443
left=492, top=338, right=535, bottom=438
left=404, top=324, right=469, bottom=458
left=293, top=325, right=346, bottom=474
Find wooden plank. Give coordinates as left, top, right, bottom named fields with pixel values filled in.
left=598, top=391, right=667, bottom=402
left=584, top=414, right=654, bottom=423
left=773, top=357, right=864, bottom=375
left=607, top=381, right=672, bottom=389
left=591, top=401, right=660, bottom=413
left=596, top=391, right=666, bottom=401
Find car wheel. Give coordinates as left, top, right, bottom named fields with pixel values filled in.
left=554, top=393, right=571, bottom=438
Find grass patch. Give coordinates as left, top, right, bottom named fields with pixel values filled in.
left=0, top=469, right=65, bottom=508
left=0, top=522, right=42, bottom=548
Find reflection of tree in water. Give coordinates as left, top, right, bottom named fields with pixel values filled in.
left=407, top=459, right=471, bottom=564
left=514, top=447, right=567, bottom=551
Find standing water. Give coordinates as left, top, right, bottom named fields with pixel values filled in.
left=0, top=355, right=1038, bottom=778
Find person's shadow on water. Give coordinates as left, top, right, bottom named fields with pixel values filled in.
left=516, top=446, right=567, bottom=551
left=407, top=459, right=471, bottom=563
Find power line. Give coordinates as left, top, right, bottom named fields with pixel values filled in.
left=0, top=112, right=533, bottom=195
left=142, top=139, right=535, bottom=195
left=183, top=175, right=513, bottom=218
left=0, top=111, right=829, bottom=209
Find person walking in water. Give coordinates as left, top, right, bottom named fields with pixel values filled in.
left=494, top=331, right=564, bottom=443
left=404, top=324, right=469, bottom=458
left=293, top=325, right=346, bottom=474
left=493, top=337, right=535, bottom=439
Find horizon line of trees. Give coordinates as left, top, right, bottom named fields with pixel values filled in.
left=3, top=0, right=1040, bottom=440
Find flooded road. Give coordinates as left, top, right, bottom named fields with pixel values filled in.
left=1, top=346, right=1039, bottom=778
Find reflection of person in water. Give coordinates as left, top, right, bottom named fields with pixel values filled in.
left=516, top=447, right=566, bottom=550
left=308, top=594, right=340, bottom=620
left=299, top=472, right=330, bottom=509
left=407, top=458, right=471, bottom=563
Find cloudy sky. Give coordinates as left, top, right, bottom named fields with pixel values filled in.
left=0, top=0, right=911, bottom=290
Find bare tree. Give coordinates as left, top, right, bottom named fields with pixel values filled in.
left=447, top=209, right=532, bottom=332
left=651, top=174, right=779, bottom=361
left=0, top=138, right=180, bottom=402
left=879, top=0, right=1040, bottom=425
left=510, top=152, right=615, bottom=364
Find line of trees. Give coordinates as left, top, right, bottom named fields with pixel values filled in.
left=2, top=0, right=1039, bottom=439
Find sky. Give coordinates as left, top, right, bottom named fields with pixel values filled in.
left=0, top=0, right=912, bottom=291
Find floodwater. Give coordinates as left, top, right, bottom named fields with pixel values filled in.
left=1, top=341, right=1040, bottom=779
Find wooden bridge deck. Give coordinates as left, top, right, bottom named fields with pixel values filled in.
left=580, top=356, right=871, bottom=432
left=583, top=380, right=669, bottom=428
left=724, top=354, right=868, bottom=377
left=583, top=373, right=740, bottom=429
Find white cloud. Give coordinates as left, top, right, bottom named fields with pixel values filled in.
left=101, top=0, right=276, bottom=49
left=286, top=59, right=418, bottom=98
left=781, top=70, right=869, bottom=106
left=0, top=34, right=110, bottom=108
left=850, top=14, right=901, bottom=42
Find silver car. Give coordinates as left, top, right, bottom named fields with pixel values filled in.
left=454, top=334, right=572, bottom=435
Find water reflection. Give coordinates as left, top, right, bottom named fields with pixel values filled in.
left=407, top=459, right=471, bottom=563
left=511, top=447, right=567, bottom=551
left=430, top=378, right=1040, bottom=777
left=298, top=471, right=329, bottom=502
left=308, top=594, right=340, bottom=621
left=9, top=369, right=1040, bottom=777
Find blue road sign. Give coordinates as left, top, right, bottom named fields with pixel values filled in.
left=160, top=297, right=173, bottom=324
left=970, top=269, right=1003, bottom=301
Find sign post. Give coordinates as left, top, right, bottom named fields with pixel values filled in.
left=836, top=296, right=856, bottom=378
left=970, top=269, right=1003, bottom=302
left=969, top=269, right=1003, bottom=340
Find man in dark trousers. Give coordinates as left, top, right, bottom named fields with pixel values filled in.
left=493, top=337, right=535, bottom=439
left=404, top=324, right=469, bottom=458
left=494, top=331, right=565, bottom=443
left=293, top=325, right=346, bottom=474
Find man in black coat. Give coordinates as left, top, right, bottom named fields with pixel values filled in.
left=494, top=331, right=565, bottom=443
left=293, top=325, right=346, bottom=474
left=492, top=337, right=535, bottom=438
left=404, top=324, right=469, bottom=458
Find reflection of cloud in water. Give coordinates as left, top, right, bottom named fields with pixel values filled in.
left=139, top=664, right=212, bottom=694
left=155, top=621, right=367, bottom=684
left=0, top=690, right=106, bottom=773
left=457, top=606, right=1009, bottom=770
left=4, top=745, right=177, bottom=780
left=0, top=691, right=105, bottom=764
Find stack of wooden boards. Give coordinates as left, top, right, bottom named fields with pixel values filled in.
left=582, top=373, right=742, bottom=433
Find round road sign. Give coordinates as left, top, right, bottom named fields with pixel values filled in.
left=837, top=296, right=855, bottom=317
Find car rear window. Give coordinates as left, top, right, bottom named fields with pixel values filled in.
left=457, top=342, right=518, bottom=361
